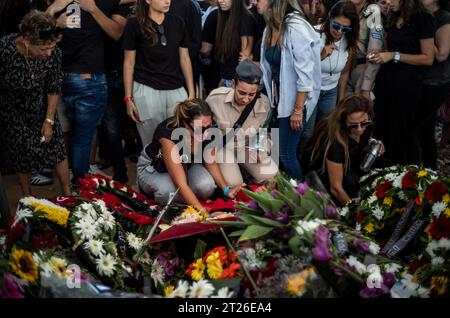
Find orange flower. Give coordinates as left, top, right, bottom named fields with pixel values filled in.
left=219, top=263, right=241, bottom=279
left=204, top=247, right=228, bottom=264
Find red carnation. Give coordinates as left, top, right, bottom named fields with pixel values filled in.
left=375, top=181, right=392, bottom=199
left=402, top=171, right=417, bottom=190
left=424, top=182, right=447, bottom=203
left=357, top=211, right=365, bottom=223
left=427, top=216, right=450, bottom=240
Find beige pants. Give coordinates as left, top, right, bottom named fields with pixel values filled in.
left=217, top=147, right=279, bottom=186
left=133, top=82, right=187, bottom=146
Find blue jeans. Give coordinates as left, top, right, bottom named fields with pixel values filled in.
left=98, top=71, right=128, bottom=182
left=298, top=86, right=338, bottom=157
left=272, top=109, right=306, bottom=180
left=62, top=73, right=107, bottom=181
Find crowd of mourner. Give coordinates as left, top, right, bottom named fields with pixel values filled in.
left=0, top=0, right=449, bottom=218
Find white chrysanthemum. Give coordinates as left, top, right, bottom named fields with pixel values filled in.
left=94, top=199, right=109, bottom=214
left=356, top=223, right=361, bottom=232
left=431, top=201, right=447, bottom=218
left=79, top=203, right=98, bottom=220
left=151, top=259, right=165, bottom=287
left=384, top=263, right=402, bottom=273
left=385, top=173, right=396, bottom=182
left=84, top=239, right=105, bottom=257
left=431, top=256, right=445, bottom=266
left=426, top=241, right=439, bottom=257
left=96, top=253, right=116, bottom=277
left=139, top=252, right=152, bottom=265
left=188, top=280, right=215, bottom=298
left=239, top=248, right=264, bottom=270
left=40, top=262, right=53, bottom=278
left=397, top=191, right=406, bottom=201
left=101, top=210, right=116, bottom=231
left=393, top=172, right=405, bottom=189
left=346, top=256, right=366, bottom=275
left=338, top=207, right=349, bottom=217
left=367, top=196, right=377, bottom=205
left=74, top=218, right=99, bottom=240
left=289, top=179, right=298, bottom=187
left=437, top=238, right=450, bottom=250
left=372, top=206, right=384, bottom=221
left=13, top=207, right=33, bottom=227
left=295, top=219, right=326, bottom=236
left=126, top=232, right=145, bottom=251
left=211, top=287, right=234, bottom=298
left=168, top=280, right=190, bottom=298
left=369, top=242, right=380, bottom=255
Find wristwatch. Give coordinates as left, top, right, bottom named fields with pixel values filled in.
left=393, top=52, right=401, bottom=63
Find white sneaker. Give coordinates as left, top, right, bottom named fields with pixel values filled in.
left=31, top=173, right=53, bottom=186
left=89, top=164, right=110, bottom=177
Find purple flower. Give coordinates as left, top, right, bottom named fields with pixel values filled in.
left=383, top=272, right=397, bottom=288
left=270, top=190, right=277, bottom=198
left=247, top=200, right=258, bottom=209
left=354, top=196, right=362, bottom=205
left=325, top=205, right=337, bottom=219
left=355, top=240, right=370, bottom=254
left=312, top=244, right=333, bottom=262
left=274, top=209, right=289, bottom=224
left=156, top=251, right=180, bottom=277
left=0, top=274, right=24, bottom=298
left=359, top=284, right=390, bottom=298
left=314, top=225, right=330, bottom=246
left=263, top=210, right=275, bottom=220
left=294, top=183, right=309, bottom=195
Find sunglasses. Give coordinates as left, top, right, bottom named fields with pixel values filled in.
left=157, top=24, right=167, bottom=46
left=331, top=20, right=352, bottom=33
left=346, top=121, right=372, bottom=130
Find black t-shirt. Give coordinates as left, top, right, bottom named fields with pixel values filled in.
left=104, top=4, right=132, bottom=72
left=202, top=9, right=256, bottom=80
left=0, top=0, right=30, bottom=36
left=385, top=11, right=434, bottom=71
left=58, top=0, right=121, bottom=73
left=122, top=15, right=189, bottom=90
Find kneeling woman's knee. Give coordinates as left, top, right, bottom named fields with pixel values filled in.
left=190, top=175, right=216, bottom=200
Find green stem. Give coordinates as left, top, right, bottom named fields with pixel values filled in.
left=220, top=227, right=260, bottom=297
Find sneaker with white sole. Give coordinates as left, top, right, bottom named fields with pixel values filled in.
left=89, top=164, right=110, bottom=177
left=31, top=173, right=53, bottom=186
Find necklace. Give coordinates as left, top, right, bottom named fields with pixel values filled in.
left=24, top=45, right=37, bottom=80
left=328, top=39, right=342, bottom=77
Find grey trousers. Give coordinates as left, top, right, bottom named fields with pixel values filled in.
left=0, top=174, right=10, bottom=227
left=137, top=153, right=216, bottom=206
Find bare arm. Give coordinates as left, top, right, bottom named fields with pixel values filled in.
left=41, top=95, right=59, bottom=143
left=435, top=24, right=450, bottom=63
left=161, top=139, right=203, bottom=207
left=240, top=36, right=254, bottom=61
left=338, top=56, right=352, bottom=101
left=123, top=50, right=140, bottom=122
left=326, top=159, right=351, bottom=206
left=179, top=47, right=195, bottom=99
left=369, top=38, right=435, bottom=66
left=45, top=0, right=72, bottom=16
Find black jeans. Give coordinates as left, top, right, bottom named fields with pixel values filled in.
left=416, top=83, right=450, bottom=170
left=98, top=70, right=128, bottom=182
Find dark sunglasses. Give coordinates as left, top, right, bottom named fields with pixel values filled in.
left=157, top=24, right=167, bottom=46
left=331, top=20, right=352, bottom=33
left=347, top=121, right=372, bottom=130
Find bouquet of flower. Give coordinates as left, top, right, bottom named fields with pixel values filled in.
left=164, top=279, right=235, bottom=298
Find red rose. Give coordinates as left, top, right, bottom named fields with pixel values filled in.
left=402, top=171, right=417, bottom=190
left=357, top=211, right=365, bottom=223
left=424, top=182, right=447, bottom=203
left=375, top=181, right=392, bottom=198
left=427, top=216, right=450, bottom=240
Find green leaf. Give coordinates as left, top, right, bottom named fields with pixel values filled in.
left=241, top=189, right=284, bottom=213
left=238, top=225, right=273, bottom=242
left=240, top=214, right=284, bottom=228
left=209, top=220, right=247, bottom=228
left=228, top=229, right=245, bottom=237
left=194, top=239, right=207, bottom=259
left=288, top=235, right=302, bottom=256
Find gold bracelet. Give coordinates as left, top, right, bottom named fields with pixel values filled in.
left=292, top=108, right=303, bottom=115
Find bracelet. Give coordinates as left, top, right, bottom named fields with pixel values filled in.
left=223, top=185, right=232, bottom=197
left=45, top=118, right=54, bottom=126
left=292, top=108, right=303, bottom=115
left=123, top=96, right=133, bottom=103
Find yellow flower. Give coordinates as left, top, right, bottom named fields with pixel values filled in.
left=9, top=249, right=39, bottom=283
left=364, top=223, right=374, bottom=234
left=287, top=274, right=307, bottom=296
left=206, top=252, right=223, bottom=279
left=443, top=194, right=450, bottom=203
left=30, top=201, right=70, bottom=227
left=164, top=285, right=175, bottom=297
left=50, top=257, right=68, bottom=277
left=431, top=276, right=448, bottom=296
left=383, top=196, right=393, bottom=207
left=445, top=208, right=450, bottom=217
left=190, top=259, right=205, bottom=281
left=417, top=170, right=428, bottom=178
left=183, top=206, right=199, bottom=215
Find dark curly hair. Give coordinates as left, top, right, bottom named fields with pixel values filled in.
left=19, top=10, right=62, bottom=45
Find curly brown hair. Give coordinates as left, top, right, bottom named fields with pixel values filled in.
left=19, top=10, right=62, bottom=45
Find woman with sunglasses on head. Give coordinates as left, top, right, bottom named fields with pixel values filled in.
left=123, top=0, right=195, bottom=146
left=0, top=11, right=71, bottom=197
left=137, top=98, right=242, bottom=207
left=368, top=0, right=435, bottom=165
left=299, top=1, right=360, bottom=157
left=304, top=95, right=386, bottom=205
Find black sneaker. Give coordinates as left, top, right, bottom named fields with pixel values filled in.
left=31, top=173, right=53, bottom=186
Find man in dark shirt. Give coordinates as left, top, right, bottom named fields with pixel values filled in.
left=46, top=0, right=133, bottom=182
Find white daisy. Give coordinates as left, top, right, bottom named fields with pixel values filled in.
left=150, top=259, right=165, bottom=287
left=368, top=242, right=380, bottom=255
left=94, top=199, right=109, bottom=214
left=431, top=256, right=445, bottom=266
left=384, top=263, right=402, bottom=274
left=372, top=206, right=384, bottom=221
left=168, top=280, right=190, bottom=298
left=101, top=211, right=116, bottom=231
left=397, top=191, right=406, bottom=201
left=211, top=287, right=234, bottom=298
left=84, top=239, right=105, bottom=257
left=437, top=238, right=450, bottom=250
left=96, top=253, right=116, bottom=277
left=346, top=256, right=366, bottom=275
left=13, top=206, right=33, bottom=227
left=431, top=201, right=447, bottom=218
left=295, top=219, right=326, bottom=236
left=74, top=218, right=99, bottom=241
left=126, top=232, right=145, bottom=250
left=393, top=172, right=405, bottom=189
left=188, top=280, right=215, bottom=298
left=139, top=251, right=152, bottom=265
left=367, top=196, right=377, bottom=205
left=40, top=262, right=53, bottom=278
left=426, top=241, right=439, bottom=257
left=338, top=206, right=349, bottom=217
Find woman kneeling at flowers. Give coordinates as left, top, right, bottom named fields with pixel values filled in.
left=304, top=94, right=389, bottom=205
left=137, top=99, right=242, bottom=208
